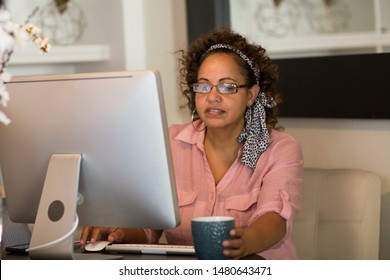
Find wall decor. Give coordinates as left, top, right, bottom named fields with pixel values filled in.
left=39, top=0, right=86, bottom=45
left=308, top=0, right=350, bottom=33
left=254, top=0, right=301, bottom=37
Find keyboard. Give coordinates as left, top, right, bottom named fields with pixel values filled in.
left=105, top=243, right=195, bottom=255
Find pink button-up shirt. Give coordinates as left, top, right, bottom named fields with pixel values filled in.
left=145, top=121, right=303, bottom=259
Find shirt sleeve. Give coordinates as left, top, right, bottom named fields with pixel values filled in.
left=248, top=133, right=303, bottom=241
left=143, top=229, right=163, bottom=244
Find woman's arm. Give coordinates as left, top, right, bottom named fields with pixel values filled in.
left=222, top=212, right=286, bottom=259
left=222, top=132, right=303, bottom=259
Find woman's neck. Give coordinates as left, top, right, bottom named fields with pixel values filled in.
left=204, top=119, right=244, bottom=146
left=204, top=127, right=243, bottom=185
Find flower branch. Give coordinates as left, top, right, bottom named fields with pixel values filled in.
left=0, top=6, right=51, bottom=125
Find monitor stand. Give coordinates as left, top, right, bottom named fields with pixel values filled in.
left=26, top=154, right=122, bottom=260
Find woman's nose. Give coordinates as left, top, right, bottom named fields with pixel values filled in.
left=206, top=87, right=221, bottom=102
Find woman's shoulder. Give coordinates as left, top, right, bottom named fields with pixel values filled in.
left=269, top=129, right=302, bottom=152
left=260, top=129, right=303, bottom=166
left=270, top=129, right=299, bottom=143
left=168, top=122, right=194, bottom=140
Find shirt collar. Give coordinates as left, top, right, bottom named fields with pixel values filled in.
left=175, top=120, right=206, bottom=150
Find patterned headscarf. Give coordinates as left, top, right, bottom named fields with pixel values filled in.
left=204, top=44, right=277, bottom=169
left=238, top=92, right=277, bottom=169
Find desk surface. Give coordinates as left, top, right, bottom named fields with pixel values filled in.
left=2, top=247, right=263, bottom=260
left=2, top=247, right=197, bottom=260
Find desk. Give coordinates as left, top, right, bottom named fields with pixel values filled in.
left=2, top=247, right=263, bottom=260
left=2, top=247, right=197, bottom=260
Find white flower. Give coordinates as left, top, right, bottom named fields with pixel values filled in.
left=0, top=24, right=13, bottom=125
left=0, top=23, right=14, bottom=56
left=25, top=23, right=51, bottom=53
left=0, top=110, right=11, bottom=125
left=0, top=74, right=10, bottom=125
left=0, top=8, right=11, bottom=22
left=0, top=68, right=11, bottom=83
left=0, top=87, right=10, bottom=107
left=7, top=22, right=29, bottom=45
left=25, top=23, right=41, bottom=35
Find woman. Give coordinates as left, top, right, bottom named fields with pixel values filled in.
left=81, top=28, right=303, bottom=260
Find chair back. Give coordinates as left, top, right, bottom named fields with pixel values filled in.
left=292, top=168, right=381, bottom=259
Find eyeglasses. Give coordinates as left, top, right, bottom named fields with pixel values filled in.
left=192, top=82, right=249, bottom=95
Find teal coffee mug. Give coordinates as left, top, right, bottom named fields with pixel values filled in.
left=191, top=216, right=235, bottom=260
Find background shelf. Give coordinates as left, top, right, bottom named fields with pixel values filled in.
left=10, top=44, right=111, bottom=65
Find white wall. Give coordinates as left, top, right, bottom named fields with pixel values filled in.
left=121, top=0, right=190, bottom=125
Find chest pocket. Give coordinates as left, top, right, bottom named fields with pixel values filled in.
left=177, top=191, right=197, bottom=207
left=224, top=190, right=260, bottom=225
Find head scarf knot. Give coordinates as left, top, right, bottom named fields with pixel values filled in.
left=238, top=92, right=277, bottom=169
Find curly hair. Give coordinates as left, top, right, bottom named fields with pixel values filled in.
left=178, top=27, right=282, bottom=129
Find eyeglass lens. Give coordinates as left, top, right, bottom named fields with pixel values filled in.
left=193, top=83, right=239, bottom=94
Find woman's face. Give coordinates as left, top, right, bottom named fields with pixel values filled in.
left=195, top=53, right=259, bottom=133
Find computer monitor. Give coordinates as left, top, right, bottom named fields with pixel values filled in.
left=0, top=70, right=180, bottom=259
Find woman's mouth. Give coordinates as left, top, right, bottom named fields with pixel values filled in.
left=206, top=108, right=224, bottom=114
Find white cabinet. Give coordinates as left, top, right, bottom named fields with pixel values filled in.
left=230, top=0, right=390, bottom=58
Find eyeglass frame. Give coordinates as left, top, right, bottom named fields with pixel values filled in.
left=192, top=82, right=249, bottom=95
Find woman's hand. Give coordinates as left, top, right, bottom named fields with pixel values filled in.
left=222, top=227, right=247, bottom=259
left=80, top=226, right=125, bottom=247
left=222, top=212, right=286, bottom=259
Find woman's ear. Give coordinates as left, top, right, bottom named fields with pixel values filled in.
left=247, top=84, right=260, bottom=106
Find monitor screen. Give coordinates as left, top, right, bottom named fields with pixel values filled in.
left=0, top=70, right=180, bottom=258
